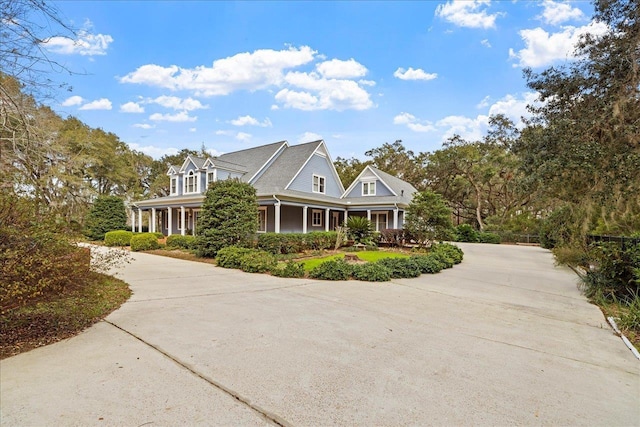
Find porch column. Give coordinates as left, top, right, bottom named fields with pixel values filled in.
left=367, top=210, right=371, bottom=221
left=168, top=208, right=173, bottom=236
left=131, top=211, right=135, bottom=232
left=302, top=206, right=308, bottom=234
left=344, top=211, right=348, bottom=226
left=325, top=208, right=330, bottom=232
left=274, top=202, right=281, bottom=233
left=180, top=206, right=186, bottom=236
left=393, top=208, right=399, bottom=229
left=138, top=209, right=143, bottom=233
left=151, top=208, right=157, bottom=233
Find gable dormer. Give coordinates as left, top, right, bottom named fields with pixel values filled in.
left=167, top=165, right=180, bottom=196
left=342, top=166, right=396, bottom=198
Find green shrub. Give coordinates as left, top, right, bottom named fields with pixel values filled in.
left=216, top=246, right=254, bottom=269
left=478, top=232, right=501, bottom=244
left=411, top=255, right=444, bottom=274
left=307, top=231, right=338, bottom=250
left=257, top=233, right=284, bottom=254
left=455, top=224, right=479, bottom=242
left=153, top=232, right=165, bottom=239
left=83, top=196, right=129, bottom=241
left=582, top=242, right=640, bottom=302
left=104, top=230, right=134, bottom=247
left=239, top=250, right=277, bottom=273
left=130, top=233, right=160, bottom=251
left=428, top=251, right=454, bottom=269
left=166, top=234, right=196, bottom=250
left=272, top=261, right=306, bottom=278
left=375, top=258, right=422, bottom=279
left=309, top=259, right=353, bottom=280
left=352, top=263, right=391, bottom=282
left=431, top=243, right=464, bottom=264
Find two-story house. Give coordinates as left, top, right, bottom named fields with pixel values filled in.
left=132, top=140, right=417, bottom=236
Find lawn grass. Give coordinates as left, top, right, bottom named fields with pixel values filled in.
left=301, top=251, right=408, bottom=271
left=0, top=273, right=131, bottom=359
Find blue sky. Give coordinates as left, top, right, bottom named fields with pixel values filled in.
left=44, top=0, right=602, bottom=160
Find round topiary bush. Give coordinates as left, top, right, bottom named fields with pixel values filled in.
left=104, top=230, right=134, bottom=247
left=130, top=233, right=160, bottom=251
left=239, top=250, right=277, bottom=273
left=455, top=224, right=479, bottom=243
left=309, top=259, right=353, bottom=280
left=478, top=232, right=501, bottom=244
left=166, top=234, right=196, bottom=250
left=352, top=262, right=392, bottom=282
left=216, top=246, right=254, bottom=269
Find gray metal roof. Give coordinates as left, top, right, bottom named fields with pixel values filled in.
left=252, top=140, right=322, bottom=193
left=217, top=140, right=287, bottom=182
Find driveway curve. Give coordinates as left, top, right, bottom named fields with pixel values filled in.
left=1, top=243, right=638, bottom=426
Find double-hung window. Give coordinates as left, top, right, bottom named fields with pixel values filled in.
left=170, top=177, right=177, bottom=195
left=257, top=207, right=267, bottom=233
left=185, top=171, right=196, bottom=194
left=207, top=171, right=215, bottom=188
left=362, top=181, right=376, bottom=196
left=313, top=175, right=325, bottom=194
left=312, top=209, right=323, bottom=227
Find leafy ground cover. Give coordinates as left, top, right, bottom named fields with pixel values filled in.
left=1, top=273, right=131, bottom=359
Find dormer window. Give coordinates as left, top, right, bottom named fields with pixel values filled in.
left=185, top=170, right=197, bottom=194
left=362, top=181, right=376, bottom=196
left=207, top=170, right=216, bottom=189
left=170, top=177, right=177, bottom=195
left=313, top=174, right=325, bottom=194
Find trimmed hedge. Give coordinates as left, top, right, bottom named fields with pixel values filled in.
left=309, top=259, right=352, bottom=280
left=455, top=224, right=479, bottom=242
left=166, top=234, right=196, bottom=250
left=411, top=255, right=444, bottom=274
left=216, top=246, right=254, bottom=269
left=431, top=243, right=464, bottom=264
left=352, top=262, right=392, bottom=282
left=272, top=261, right=306, bottom=278
left=257, top=232, right=338, bottom=254
left=104, top=230, right=134, bottom=247
left=130, top=233, right=160, bottom=251
left=239, top=250, right=277, bottom=273
left=478, top=232, right=501, bottom=244
left=375, top=257, right=422, bottom=279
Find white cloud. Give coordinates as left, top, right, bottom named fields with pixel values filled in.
left=61, top=95, right=83, bottom=106
left=215, top=130, right=235, bottom=136
left=476, top=95, right=491, bottom=109
left=316, top=58, right=367, bottom=79
left=149, top=111, right=197, bottom=122
left=437, top=115, right=488, bottom=141
left=206, top=148, right=223, bottom=157
left=147, top=95, right=208, bottom=111
left=120, top=102, right=144, bottom=113
left=79, top=98, right=112, bottom=110
left=133, top=123, right=155, bottom=129
left=393, top=67, right=438, bottom=81
left=538, top=0, right=585, bottom=26
left=270, top=104, right=280, bottom=110
left=275, top=71, right=373, bottom=111
left=510, top=21, right=608, bottom=68
left=481, top=39, right=492, bottom=48
left=298, top=132, right=323, bottom=143
left=359, top=79, right=376, bottom=86
left=128, top=143, right=178, bottom=159
left=435, top=0, right=500, bottom=29
left=235, top=132, right=252, bottom=142
left=230, top=115, right=272, bottom=127
left=486, top=92, right=539, bottom=128
left=43, top=30, right=113, bottom=56
left=189, top=127, right=197, bottom=132
left=393, top=112, right=436, bottom=133
left=120, top=46, right=317, bottom=96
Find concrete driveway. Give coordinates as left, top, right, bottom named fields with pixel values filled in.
left=1, top=243, right=638, bottom=426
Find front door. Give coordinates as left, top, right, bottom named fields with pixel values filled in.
left=331, top=212, right=340, bottom=230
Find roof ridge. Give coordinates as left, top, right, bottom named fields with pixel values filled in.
left=219, top=140, right=287, bottom=156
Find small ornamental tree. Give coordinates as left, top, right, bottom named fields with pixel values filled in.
left=404, top=190, right=453, bottom=247
left=196, top=179, right=258, bottom=257
left=83, top=196, right=128, bottom=241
